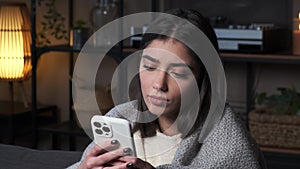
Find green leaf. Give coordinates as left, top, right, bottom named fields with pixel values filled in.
left=256, top=87, right=300, bottom=115
left=256, top=92, right=267, bottom=105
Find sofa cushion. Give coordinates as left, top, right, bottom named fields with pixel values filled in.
left=0, top=144, right=82, bottom=169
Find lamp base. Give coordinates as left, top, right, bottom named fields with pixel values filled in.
left=8, top=81, right=30, bottom=109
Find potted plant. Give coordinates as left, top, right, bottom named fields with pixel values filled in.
left=37, top=1, right=90, bottom=49
left=70, top=20, right=90, bottom=49
left=249, top=87, right=300, bottom=149
left=37, top=0, right=68, bottom=47
left=256, top=87, right=300, bottom=115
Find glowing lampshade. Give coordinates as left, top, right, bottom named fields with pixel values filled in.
left=0, top=3, right=31, bottom=81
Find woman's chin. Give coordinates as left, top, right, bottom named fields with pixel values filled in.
left=148, top=105, right=166, bottom=117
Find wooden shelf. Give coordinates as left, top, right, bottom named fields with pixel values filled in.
left=39, top=121, right=86, bottom=136
left=123, top=47, right=300, bottom=64
left=0, top=101, right=56, bottom=116
left=0, top=101, right=57, bottom=144
left=261, top=146, right=300, bottom=155
left=262, top=146, right=300, bottom=169
left=39, top=121, right=90, bottom=150
left=220, top=51, right=300, bottom=64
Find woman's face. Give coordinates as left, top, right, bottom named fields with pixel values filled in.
left=139, top=38, right=200, bottom=118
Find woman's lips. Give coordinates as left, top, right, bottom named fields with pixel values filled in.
left=148, top=95, right=168, bottom=106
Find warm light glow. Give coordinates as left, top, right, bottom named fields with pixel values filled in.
left=298, top=12, right=300, bottom=30
left=0, top=4, right=31, bottom=81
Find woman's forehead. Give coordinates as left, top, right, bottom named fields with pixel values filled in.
left=142, top=39, right=195, bottom=65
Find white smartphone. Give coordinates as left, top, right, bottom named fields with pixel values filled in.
left=91, top=115, right=136, bottom=156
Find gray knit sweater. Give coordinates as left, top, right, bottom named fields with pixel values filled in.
left=67, top=101, right=265, bottom=169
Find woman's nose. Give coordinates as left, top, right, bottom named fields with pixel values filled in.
left=153, top=70, right=168, bottom=92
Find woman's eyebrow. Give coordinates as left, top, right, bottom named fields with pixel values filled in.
left=143, top=54, right=193, bottom=70
left=142, top=55, right=160, bottom=63
left=170, top=62, right=193, bottom=70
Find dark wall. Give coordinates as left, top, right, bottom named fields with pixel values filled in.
left=163, top=0, right=292, bottom=29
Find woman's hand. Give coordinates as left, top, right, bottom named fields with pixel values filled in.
left=109, top=156, right=155, bottom=169
left=78, top=140, right=134, bottom=169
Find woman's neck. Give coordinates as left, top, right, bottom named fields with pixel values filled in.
left=158, top=115, right=179, bottom=136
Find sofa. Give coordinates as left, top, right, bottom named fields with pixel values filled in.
left=0, top=144, right=82, bottom=169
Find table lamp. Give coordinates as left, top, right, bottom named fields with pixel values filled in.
left=0, top=3, right=32, bottom=107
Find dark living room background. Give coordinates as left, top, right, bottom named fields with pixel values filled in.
left=0, top=0, right=300, bottom=169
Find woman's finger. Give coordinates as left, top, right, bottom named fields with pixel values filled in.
left=107, top=159, right=127, bottom=166
left=91, top=147, right=134, bottom=166
left=87, top=140, right=120, bottom=157
left=117, top=156, right=155, bottom=169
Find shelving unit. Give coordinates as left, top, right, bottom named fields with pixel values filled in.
left=30, top=0, right=85, bottom=150
left=220, top=52, right=300, bottom=124
left=30, top=0, right=126, bottom=150
left=35, top=45, right=86, bottom=150
left=220, top=51, right=300, bottom=168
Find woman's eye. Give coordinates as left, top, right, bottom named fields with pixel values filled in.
left=170, top=72, right=188, bottom=79
left=143, top=65, right=156, bottom=71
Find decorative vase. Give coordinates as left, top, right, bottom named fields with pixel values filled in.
left=90, top=0, right=118, bottom=47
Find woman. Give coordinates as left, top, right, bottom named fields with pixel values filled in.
left=69, top=9, right=265, bottom=169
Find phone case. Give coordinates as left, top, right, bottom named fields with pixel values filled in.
left=91, top=115, right=136, bottom=156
